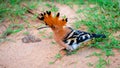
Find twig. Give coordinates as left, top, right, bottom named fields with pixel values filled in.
left=22, top=3, right=42, bottom=20
left=22, top=3, right=34, bottom=14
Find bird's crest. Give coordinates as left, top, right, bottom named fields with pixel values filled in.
left=40, top=11, right=67, bottom=29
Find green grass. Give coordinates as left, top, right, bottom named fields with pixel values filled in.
left=48, top=32, right=53, bottom=39
left=86, top=52, right=111, bottom=68
left=0, top=23, right=24, bottom=43
left=0, top=0, right=40, bottom=23
left=23, top=31, right=30, bottom=35
left=0, top=0, right=25, bottom=22
left=49, top=61, right=54, bottom=64
left=51, top=41, right=56, bottom=45
left=48, top=53, right=62, bottom=65
left=1, top=23, right=24, bottom=37
left=87, top=62, right=94, bottom=67
left=55, top=53, right=62, bottom=59
left=96, top=57, right=110, bottom=68
left=45, top=3, right=59, bottom=12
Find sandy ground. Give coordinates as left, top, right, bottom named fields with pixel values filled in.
left=0, top=3, right=120, bottom=68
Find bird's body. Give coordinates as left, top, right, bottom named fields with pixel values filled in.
left=62, top=27, right=106, bottom=50
left=53, top=26, right=106, bottom=51
left=38, top=11, right=106, bottom=52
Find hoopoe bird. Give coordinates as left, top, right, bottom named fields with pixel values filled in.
left=39, top=11, right=106, bottom=53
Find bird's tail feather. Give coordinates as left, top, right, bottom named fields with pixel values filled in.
left=92, top=34, right=106, bottom=38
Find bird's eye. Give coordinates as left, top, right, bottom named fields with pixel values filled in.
left=45, top=22, right=48, bottom=25
left=51, top=25, right=55, bottom=29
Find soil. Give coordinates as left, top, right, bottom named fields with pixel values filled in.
left=0, top=3, right=120, bottom=68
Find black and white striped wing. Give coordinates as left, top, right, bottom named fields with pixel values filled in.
left=63, top=30, right=93, bottom=46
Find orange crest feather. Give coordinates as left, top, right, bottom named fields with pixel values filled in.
left=40, top=11, right=67, bottom=28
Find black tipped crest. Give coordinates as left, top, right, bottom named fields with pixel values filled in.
left=56, top=12, right=60, bottom=17
left=48, top=11, right=51, bottom=15
left=40, top=13, right=43, bottom=16
left=44, top=12, right=46, bottom=15
left=46, top=11, right=49, bottom=14
left=65, top=18, right=68, bottom=22
left=39, top=17, right=44, bottom=20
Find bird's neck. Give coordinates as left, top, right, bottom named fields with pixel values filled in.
left=52, top=27, right=71, bottom=40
